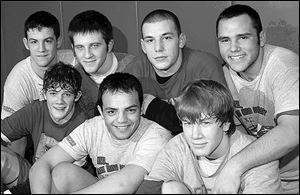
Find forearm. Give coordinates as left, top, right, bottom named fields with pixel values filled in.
left=29, top=162, right=53, bottom=193
left=72, top=165, right=146, bottom=194
left=229, top=123, right=298, bottom=175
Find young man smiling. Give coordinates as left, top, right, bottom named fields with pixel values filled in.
left=1, top=62, right=88, bottom=194
left=136, top=79, right=281, bottom=194
left=1, top=11, right=75, bottom=158
left=29, top=72, right=172, bottom=194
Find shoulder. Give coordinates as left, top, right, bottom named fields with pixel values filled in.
left=139, top=117, right=173, bottom=140
left=5, top=57, right=32, bottom=82
left=185, top=47, right=220, bottom=63
left=265, top=44, right=299, bottom=68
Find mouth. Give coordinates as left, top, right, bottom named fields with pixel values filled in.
left=229, top=54, right=246, bottom=60
left=192, top=142, right=207, bottom=149
left=154, top=56, right=167, bottom=62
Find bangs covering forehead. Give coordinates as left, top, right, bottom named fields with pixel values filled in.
left=46, top=82, right=75, bottom=94
left=176, top=89, right=216, bottom=123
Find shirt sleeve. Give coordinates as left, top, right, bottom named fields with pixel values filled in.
left=241, top=160, right=282, bottom=193
left=126, top=124, right=173, bottom=173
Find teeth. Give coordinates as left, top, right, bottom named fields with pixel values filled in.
left=230, top=55, right=244, bottom=60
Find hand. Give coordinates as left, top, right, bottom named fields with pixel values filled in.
left=212, top=161, right=242, bottom=194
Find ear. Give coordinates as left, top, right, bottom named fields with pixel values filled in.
left=74, top=91, right=82, bottom=102
left=222, top=122, right=230, bottom=133
left=259, top=30, right=266, bottom=47
left=23, top=38, right=29, bottom=50
left=107, top=40, right=114, bottom=53
left=42, top=90, right=47, bottom=100
left=179, top=33, right=186, bottom=48
left=56, top=36, right=62, bottom=49
left=140, top=39, right=147, bottom=54
left=97, top=105, right=104, bottom=118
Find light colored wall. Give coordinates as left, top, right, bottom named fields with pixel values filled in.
left=1, top=1, right=299, bottom=104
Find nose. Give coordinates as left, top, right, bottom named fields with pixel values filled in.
left=56, top=93, right=65, bottom=104
left=230, top=40, right=240, bottom=52
left=117, top=111, right=127, bottom=123
left=154, top=39, right=163, bottom=52
left=39, top=42, right=46, bottom=52
left=84, top=47, right=92, bottom=58
left=191, top=124, right=202, bottom=139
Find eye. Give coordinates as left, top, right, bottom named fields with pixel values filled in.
left=45, top=39, right=54, bottom=44
left=29, top=40, right=38, bottom=44
left=127, top=108, right=137, bottom=114
left=240, top=36, right=249, bottom=40
left=75, top=45, right=84, bottom=50
left=63, top=92, right=73, bottom=97
left=106, top=110, right=116, bottom=116
left=164, top=36, right=172, bottom=40
left=182, top=121, right=193, bottom=127
left=48, top=92, right=56, bottom=96
left=91, top=43, right=100, bottom=48
left=219, top=38, right=229, bottom=43
left=144, top=39, right=153, bottom=44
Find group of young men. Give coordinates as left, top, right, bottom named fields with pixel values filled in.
left=1, top=3, right=298, bottom=194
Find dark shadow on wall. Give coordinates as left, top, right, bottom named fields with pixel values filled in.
left=112, top=26, right=128, bottom=53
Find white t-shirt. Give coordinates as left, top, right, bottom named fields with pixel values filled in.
left=58, top=116, right=173, bottom=179
left=1, top=50, right=75, bottom=119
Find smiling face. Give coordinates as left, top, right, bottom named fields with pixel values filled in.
left=217, top=14, right=265, bottom=78
left=182, top=117, right=230, bottom=159
left=23, top=27, right=60, bottom=68
left=101, top=90, right=141, bottom=140
left=45, top=87, right=80, bottom=125
left=141, top=20, right=186, bottom=76
left=72, top=32, right=113, bottom=75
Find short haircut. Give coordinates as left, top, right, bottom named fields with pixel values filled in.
left=43, top=62, right=82, bottom=95
left=175, top=79, right=235, bottom=136
left=97, top=72, right=143, bottom=110
left=68, top=10, right=113, bottom=46
left=216, top=4, right=262, bottom=37
left=141, top=9, right=181, bottom=37
left=24, top=11, right=60, bottom=39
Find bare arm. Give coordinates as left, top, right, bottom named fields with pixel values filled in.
left=29, top=145, right=75, bottom=194
left=71, top=164, right=147, bottom=194
left=213, top=114, right=299, bottom=193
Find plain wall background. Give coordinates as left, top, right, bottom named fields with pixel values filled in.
left=1, top=1, right=299, bottom=104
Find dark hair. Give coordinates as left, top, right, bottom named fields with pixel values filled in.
left=43, top=62, right=82, bottom=95
left=24, top=11, right=60, bottom=39
left=96, top=72, right=143, bottom=111
left=175, top=79, right=235, bottom=136
left=141, top=9, right=181, bottom=37
left=216, top=4, right=262, bottom=37
left=68, top=10, right=113, bottom=46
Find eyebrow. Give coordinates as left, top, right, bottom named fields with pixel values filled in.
left=218, top=32, right=253, bottom=39
left=28, top=37, right=55, bottom=41
left=104, top=105, right=139, bottom=110
left=143, top=32, right=175, bottom=39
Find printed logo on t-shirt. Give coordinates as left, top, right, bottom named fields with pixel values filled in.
left=95, top=156, right=125, bottom=179
left=35, top=133, right=59, bottom=161
left=66, top=135, right=76, bottom=146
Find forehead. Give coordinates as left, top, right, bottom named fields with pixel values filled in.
left=73, top=31, right=105, bottom=45
left=27, top=27, right=56, bottom=39
left=102, top=90, right=140, bottom=108
left=142, top=19, right=177, bottom=37
left=218, top=14, right=255, bottom=36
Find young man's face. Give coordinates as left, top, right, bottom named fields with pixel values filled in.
left=101, top=90, right=141, bottom=140
left=23, top=27, right=60, bottom=68
left=182, top=117, right=229, bottom=159
left=72, top=32, right=112, bottom=75
left=45, top=87, right=80, bottom=125
left=141, top=20, right=185, bottom=75
left=217, top=14, right=264, bottom=74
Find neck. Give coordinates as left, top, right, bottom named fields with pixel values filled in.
left=207, top=133, right=230, bottom=160
left=239, top=46, right=264, bottom=81
left=94, top=52, right=113, bottom=76
left=30, top=56, right=57, bottom=79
